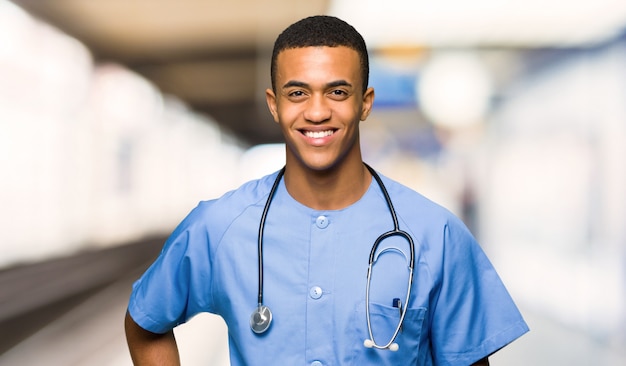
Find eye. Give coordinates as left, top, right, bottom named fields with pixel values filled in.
left=286, top=89, right=308, bottom=101
left=328, top=89, right=349, bottom=100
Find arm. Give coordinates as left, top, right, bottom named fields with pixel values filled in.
left=472, top=357, right=490, bottom=365
left=125, top=311, right=180, bottom=365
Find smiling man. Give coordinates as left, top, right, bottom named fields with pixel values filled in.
left=125, top=16, right=528, bottom=365
left=266, top=44, right=374, bottom=209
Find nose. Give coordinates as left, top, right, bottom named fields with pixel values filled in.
left=303, top=95, right=331, bottom=123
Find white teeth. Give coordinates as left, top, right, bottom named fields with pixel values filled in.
left=304, top=130, right=334, bottom=138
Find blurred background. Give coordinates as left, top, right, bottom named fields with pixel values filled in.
left=1, top=0, right=625, bottom=364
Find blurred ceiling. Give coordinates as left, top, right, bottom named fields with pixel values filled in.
left=9, top=0, right=626, bottom=145
left=11, top=0, right=330, bottom=145
left=331, top=0, right=626, bottom=48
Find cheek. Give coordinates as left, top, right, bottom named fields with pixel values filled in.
left=337, top=105, right=363, bottom=126
left=276, top=104, right=301, bottom=125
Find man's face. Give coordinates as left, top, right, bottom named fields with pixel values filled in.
left=266, top=46, right=374, bottom=173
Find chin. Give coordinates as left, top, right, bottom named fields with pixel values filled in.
left=304, top=157, right=349, bottom=173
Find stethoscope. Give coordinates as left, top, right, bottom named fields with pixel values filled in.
left=250, top=163, right=415, bottom=352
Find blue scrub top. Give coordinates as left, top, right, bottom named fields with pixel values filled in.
left=128, top=170, right=528, bottom=365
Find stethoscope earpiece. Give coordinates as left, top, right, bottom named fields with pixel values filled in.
left=364, top=339, right=399, bottom=351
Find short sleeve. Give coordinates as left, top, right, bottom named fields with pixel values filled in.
left=430, top=221, right=529, bottom=365
left=127, top=204, right=213, bottom=334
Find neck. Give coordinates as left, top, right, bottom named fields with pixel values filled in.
left=283, top=161, right=372, bottom=210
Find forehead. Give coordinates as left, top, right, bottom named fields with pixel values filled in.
left=275, top=46, right=361, bottom=84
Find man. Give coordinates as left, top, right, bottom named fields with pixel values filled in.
left=125, top=15, right=528, bottom=365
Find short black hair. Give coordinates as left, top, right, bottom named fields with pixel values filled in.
left=270, top=15, right=369, bottom=94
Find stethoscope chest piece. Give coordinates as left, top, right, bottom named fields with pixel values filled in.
left=250, top=305, right=273, bottom=334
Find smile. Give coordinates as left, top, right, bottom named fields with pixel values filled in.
left=302, top=130, right=335, bottom=139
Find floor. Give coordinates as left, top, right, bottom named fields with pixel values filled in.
left=1, top=270, right=624, bottom=365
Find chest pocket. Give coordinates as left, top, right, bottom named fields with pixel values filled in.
left=346, top=301, right=429, bottom=365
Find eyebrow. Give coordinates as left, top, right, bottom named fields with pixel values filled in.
left=281, top=79, right=353, bottom=90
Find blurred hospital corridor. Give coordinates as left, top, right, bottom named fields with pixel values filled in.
left=2, top=0, right=626, bottom=364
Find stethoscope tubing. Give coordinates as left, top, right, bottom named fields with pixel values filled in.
left=365, top=230, right=414, bottom=349
left=365, top=163, right=414, bottom=268
left=253, top=164, right=415, bottom=351
left=256, top=166, right=285, bottom=307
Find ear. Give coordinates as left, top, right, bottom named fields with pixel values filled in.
left=265, top=88, right=279, bottom=123
left=360, top=87, right=375, bottom=121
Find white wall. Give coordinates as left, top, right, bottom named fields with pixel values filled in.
left=481, top=43, right=626, bottom=344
